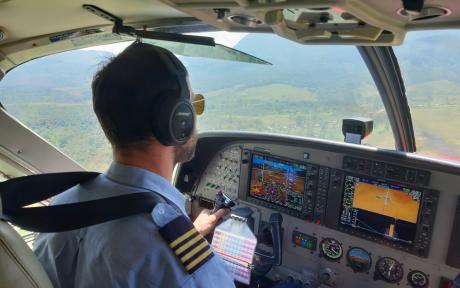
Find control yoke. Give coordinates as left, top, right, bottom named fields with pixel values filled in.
left=255, top=212, right=283, bottom=266
left=230, top=207, right=283, bottom=267
left=212, top=191, right=235, bottom=213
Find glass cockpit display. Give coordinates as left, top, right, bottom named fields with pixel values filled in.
left=249, top=153, right=306, bottom=212
left=340, top=175, right=422, bottom=245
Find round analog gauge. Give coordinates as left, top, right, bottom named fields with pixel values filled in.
left=375, top=257, right=404, bottom=283
left=346, top=247, right=372, bottom=272
left=320, top=238, right=343, bottom=261
left=407, top=270, right=429, bottom=288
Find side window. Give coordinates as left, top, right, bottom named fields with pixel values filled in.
left=0, top=50, right=113, bottom=172
left=395, top=30, right=460, bottom=162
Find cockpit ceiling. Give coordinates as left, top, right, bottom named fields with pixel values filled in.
left=160, top=0, right=460, bottom=45
left=0, top=0, right=190, bottom=44
left=1, top=0, right=460, bottom=44
left=0, top=0, right=460, bottom=71
left=0, top=0, right=192, bottom=71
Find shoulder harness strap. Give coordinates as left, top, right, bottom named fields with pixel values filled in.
left=0, top=172, right=165, bottom=232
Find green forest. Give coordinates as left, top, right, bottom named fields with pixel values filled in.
left=1, top=31, right=460, bottom=171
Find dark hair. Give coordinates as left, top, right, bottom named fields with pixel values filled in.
left=92, top=42, right=189, bottom=149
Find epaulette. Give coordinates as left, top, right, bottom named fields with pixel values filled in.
left=159, top=214, right=214, bottom=273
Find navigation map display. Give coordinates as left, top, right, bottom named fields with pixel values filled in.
left=340, top=175, right=422, bottom=245
left=249, top=153, right=306, bottom=212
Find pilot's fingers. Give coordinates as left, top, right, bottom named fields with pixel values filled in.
left=212, top=208, right=230, bottom=221
left=200, top=208, right=212, bottom=216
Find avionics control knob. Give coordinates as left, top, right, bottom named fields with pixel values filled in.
left=318, top=267, right=336, bottom=287
left=307, top=174, right=316, bottom=180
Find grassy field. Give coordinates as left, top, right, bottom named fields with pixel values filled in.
left=411, top=105, right=460, bottom=161
left=4, top=82, right=398, bottom=171
left=6, top=80, right=460, bottom=171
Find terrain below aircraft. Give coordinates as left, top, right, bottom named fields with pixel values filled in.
left=1, top=0, right=460, bottom=287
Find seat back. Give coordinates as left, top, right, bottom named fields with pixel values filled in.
left=0, top=220, right=53, bottom=288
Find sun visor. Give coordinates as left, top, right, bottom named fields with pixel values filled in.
left=143, top=38, right=271, bottom=65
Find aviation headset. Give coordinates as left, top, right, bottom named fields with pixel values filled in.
left=128, top=42, right=195, bottom=146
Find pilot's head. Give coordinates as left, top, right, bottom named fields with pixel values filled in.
left=91, top=42, right=198, bottom=164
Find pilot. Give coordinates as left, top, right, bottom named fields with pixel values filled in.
left=33, top=42, right=235, bottom=288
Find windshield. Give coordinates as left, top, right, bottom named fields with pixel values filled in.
left=394, top=30, right=460, bottom=163
left=0, top=32, right=394, bottom=171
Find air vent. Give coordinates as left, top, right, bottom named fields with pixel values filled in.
left=228, top=15, right=262, bottom=27
left=0, top=29, right=6, bottom=42
left=308, top=7, right=329, bottom=11
left=397, top=6, right=451, bottom=21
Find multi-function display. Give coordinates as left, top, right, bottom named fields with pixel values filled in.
left=340, top=175, right=422, bottom=245
left=249, top=153, right=306, bottom=212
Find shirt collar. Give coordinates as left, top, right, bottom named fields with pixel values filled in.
left=104, top=161, right=186, bottom=215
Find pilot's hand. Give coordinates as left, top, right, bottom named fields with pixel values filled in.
left=193, top=208, right=229, bottom=236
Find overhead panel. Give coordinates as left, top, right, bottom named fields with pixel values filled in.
left=158, top=0, right=459, bottom=45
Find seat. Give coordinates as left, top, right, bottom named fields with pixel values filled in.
left=0, top=219, right=53, bottom=288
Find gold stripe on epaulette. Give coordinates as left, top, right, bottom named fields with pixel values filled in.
left=175, top=234, right=203, bottom=255
left=170, top=228, right=196, bottom=248
left=185, top=248, right=213, bottom=271
left=181, top=241, right=208, bottom=262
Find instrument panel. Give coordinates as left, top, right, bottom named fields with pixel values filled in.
left=177, top=132, right=460, bottom=287
left=194, top=146, right=241, bottom=202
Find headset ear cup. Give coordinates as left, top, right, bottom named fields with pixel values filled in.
left=170, top=101, right=195, bottom=144
left=153, top=95, right=195, bottom=146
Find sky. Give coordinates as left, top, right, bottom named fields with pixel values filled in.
left=83, top=31, right=247, bottom=54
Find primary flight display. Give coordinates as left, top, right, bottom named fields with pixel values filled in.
left=249, top=153, right=306, bottom=212
left=340, top=175, right=422, bottom=245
